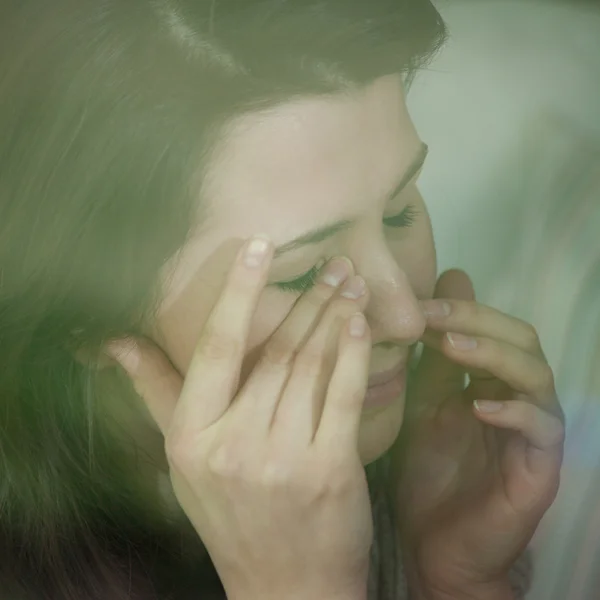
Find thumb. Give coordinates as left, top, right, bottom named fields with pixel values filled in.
left=105, top=336, right=183, bottom=437
left=433, top=268, right=476, bottom=303
left=416, top=269, right=477, bottom=399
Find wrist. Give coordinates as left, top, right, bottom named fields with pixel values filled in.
left=225, top=578, right=368, bottom=600
left=229, top=589, right=367, bottom=600
left=410, top=577, right=514, bottom=600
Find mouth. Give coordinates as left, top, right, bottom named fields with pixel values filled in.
left=367, top=360, right=405, bottom=388
left=364, top=360, right=407, bottom=410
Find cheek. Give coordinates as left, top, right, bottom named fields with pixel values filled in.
left=390, top=204, right=437, bottom=300
left=412, top=219, right=437, bottom=299
left=238, top=289, right=296, bottom=386
left=152, top=279, right=220, bottom=375
left=155, top=279, right=295, bottom=384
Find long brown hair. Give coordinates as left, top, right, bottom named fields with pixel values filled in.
left=0, top=0, right=447, bottom=597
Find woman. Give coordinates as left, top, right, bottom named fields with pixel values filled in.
left=0, top=1, right=564, bottom=598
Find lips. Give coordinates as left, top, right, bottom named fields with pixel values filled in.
left=367, top=361, right=405, bottom=388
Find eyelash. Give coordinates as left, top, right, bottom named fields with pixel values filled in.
left=382, top=203, right=419, bottom=228
left=274, top=204, right=419, bottom=294
left=275, top=262, right=324, bottom=294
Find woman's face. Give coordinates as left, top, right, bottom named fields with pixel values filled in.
left=152, top=73, right=436, bottom=466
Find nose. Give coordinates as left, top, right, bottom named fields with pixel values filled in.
left=356, top=251, right=426, bottom=348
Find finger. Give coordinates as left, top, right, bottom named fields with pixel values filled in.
left=420, top=329, right=493, bottom=382
left=421, top=298, right=545, bottom=358
left=473, top=399, right=565, bottom=473
left=106, top=336, right=183, bottom=436
left=315, top=312, right=372, bottom=451
left=172, top=235, right=274, bottom=435
left=271, top=275, right=369, bottom=445
left=232, top=258, right=360, bottom=429
left=439, top=333, right=562, bottom=417
left=414, top=269, right=475, bottom=399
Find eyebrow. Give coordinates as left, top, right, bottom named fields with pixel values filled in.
left=273, top=142, right=429, bottom=258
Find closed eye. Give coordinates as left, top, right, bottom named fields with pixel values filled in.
left=383, top=203, right=419, bottom=228
left=273, top=259, right=327, bottom=294
left=273, top=204, right=420, bottom=294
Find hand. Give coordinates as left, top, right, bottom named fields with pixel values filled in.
left=392, top=269, right=564, bottom=599
left=106, top=240, right=373, bottom=600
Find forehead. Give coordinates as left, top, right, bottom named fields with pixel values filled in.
left=203, top=74, right=421, bottom=241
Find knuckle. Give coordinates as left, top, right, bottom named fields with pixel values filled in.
left=522, top=322, right=541, bottom=351
left=547, top=418, right=566, bottom=448
left=341, top=387, right=365, bottom=410
left=315, top=331, right=339, bottom=360
left=309, top=298, right=357, bottom=340
left=326, top=469, right=351, bottom=494
left=546, top=473, right=561, bottom=505
left=263, top=334, right=297, bottom=366
left=319, top=299, right=357, bottom=333
left=557, top=402, right=567, bottom=426
left=260, top=460, right=292, bottom=488
left=454, top=300, right=481, bottom=323
left=303, top=284, right=335, bottom=310
left=520, top=402, right=538, bottom=431
left=554, top=425, right=566, bottom=449
left=323, top=460, right=359, bottom=495
left=165, top=434, right=196, bottom=473
left=206, top=443, right=244, bottom=478
left=296, top=475, right=333, bottom=504
left=536, top=363, right=556, bottom=394
left=482, top=338, right=504, bottom=368
left=229, top=265, right=262, bottom=294
left=294, top=344, right=325, bottom=376
left=333, top=295, right=360, bottom=314
left=311, top=280, right=339, bottom=303
left=462, top=300, right=479, bottom=319
left=198, top=329, right=241, bottom=361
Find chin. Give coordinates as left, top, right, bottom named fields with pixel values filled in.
left=357, top=390, right=405, bottom=466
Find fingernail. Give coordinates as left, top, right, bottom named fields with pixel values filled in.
left=243, top=235, right=271, bottom=268
left=318, top=257, right=352, bottom=288
left=474, top=400, right=504, bottom=413
left=447, top=332, right=477, bottom=350
left=105, top=338, right=140, bottom=373
left=421, top=300, right=451, bottom=318
left=340, top=275, right=367, bottom=299
left=349, top=313, right=366, bottom=337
